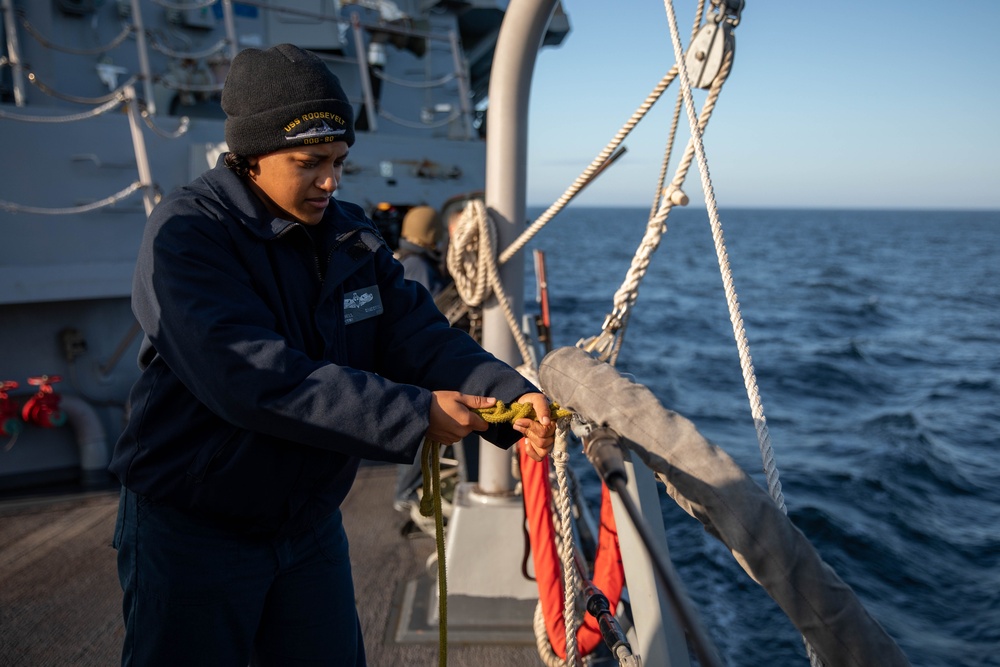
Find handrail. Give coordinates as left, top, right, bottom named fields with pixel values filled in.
left=0, top=94, right=125, bottom=122
left=147, top=34, right=230, bottom=61
left=129, top=0, right=156, bottom=114
left=149, top=0, right=216, bottom=10
left=2, top=0, right=476, bottom=138
left=26, top=71, right=138, bottom=105
left=15, top=9, right=135, bottom=56
left=0, top=84, right=158, bottom=218
left=1, top=0, right=26, bottom=105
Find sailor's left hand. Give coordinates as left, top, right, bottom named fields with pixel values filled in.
left=514, top=392, right=556, bottom=462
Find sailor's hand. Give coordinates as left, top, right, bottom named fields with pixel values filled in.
left=427, top=391, right=493, bottom=444
left=515, top=392, right=556, bottom=462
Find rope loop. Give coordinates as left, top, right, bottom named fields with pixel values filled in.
left=446, top=200, right=538, bottom=367
left=446, top=198, right=494, bottom=308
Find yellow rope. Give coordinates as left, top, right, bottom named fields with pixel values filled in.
left=417, top=402, right=573, bottom=667
left=475, top=400, right=574, bottom=424
left=419, top=438, right=448, bottom=667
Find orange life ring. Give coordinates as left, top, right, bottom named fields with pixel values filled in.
left=520, top=439, right=625, bottom=659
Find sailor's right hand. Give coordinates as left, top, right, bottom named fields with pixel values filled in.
left=427, top=391, right=494, bottom=444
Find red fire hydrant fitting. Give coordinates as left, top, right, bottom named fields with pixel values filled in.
left=21, top=375, right=67, bottom=429
left=0, top=380, right=21, bottom=437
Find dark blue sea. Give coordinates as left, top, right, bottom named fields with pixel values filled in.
left=524, top=207, right=1000, bottom=667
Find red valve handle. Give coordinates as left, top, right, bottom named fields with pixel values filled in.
left=21, top=375, right=66, bottom=428
left=0, top=380, right=21, bottom=437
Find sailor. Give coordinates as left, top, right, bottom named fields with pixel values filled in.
left=394, top=205, right=446, bottom=297
left=109, top=43, right=555, bottom=667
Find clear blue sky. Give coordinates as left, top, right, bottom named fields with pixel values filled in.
left=525, top=1, right=1000, bottom=209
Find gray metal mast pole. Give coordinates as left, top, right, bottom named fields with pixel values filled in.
left=474, top=4, right=689, bottom=663
left=476, top=0, right=557, bottom=495
left=440, top=0, right=558, bottom=626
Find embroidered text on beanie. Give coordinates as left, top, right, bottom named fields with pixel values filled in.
left=222, top=43, right=355, bottom=156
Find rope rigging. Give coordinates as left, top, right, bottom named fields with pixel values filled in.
left=14, top=8, right=135, bottom=56
left=438, top=2, right=823, bottom=665
left=0, top=86, right=182, bottom=215
left=0, top=1, right=826, bottom=664
left=447, top=198, right=539, bottom=368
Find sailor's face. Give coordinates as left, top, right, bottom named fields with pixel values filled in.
left=247, top=141, right=349, bottom=225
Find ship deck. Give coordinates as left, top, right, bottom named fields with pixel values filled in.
left=0, top=463, right=545, bottom=666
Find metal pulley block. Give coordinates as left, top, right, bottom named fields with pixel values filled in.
left=684, top=20, right=735, bottom=89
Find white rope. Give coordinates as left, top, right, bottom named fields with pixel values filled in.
left=529, top=426, right=585, bottom=667
left=499, top=66, right=678, bottom=267
left=533, top=602, right=567, bottom=667
left=0, top=94, right=124, bottom=122
left=650, top=0, right=702, bottom=219
left=661, top=2, right=825, bottom=665
left=140, top=107, right=191, bottom=139
left=16, top=11, right=134, bottom=55
left=446, top=199, right=537, bottom=367
left=0, top=181, right=144, bottom=215
left=552, top=432, right=581, bottom=666
left=660, top=0, right=786, bottom=512
left=148, top=35, right=230, bottom=61
left=371, top=67, right=457, bottom=89
left=378, top=107, right=461, bottom=130
left=447, top=199, right=494, bottom=307
left=579, top=49, right=732, bottom=365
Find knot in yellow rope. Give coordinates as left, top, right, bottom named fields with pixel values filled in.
left=472, top=400, right=574, bottom=424
left=416, top=400, right=573, bottom=667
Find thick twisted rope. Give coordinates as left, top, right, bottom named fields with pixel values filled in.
left=660, top=0, right=786, bottom=513
left=552, top=429, right=581, bottom=665
left=579, top=47, right=733, bottom=365
left=446, top=199, right=538, bottom=367
left=500, top=67, right=679, bottom=267
left=661, top=2, right=821, bottom=665
left=483, top=403, right=580, bottom=666
left=445, top=64, right=698, bottom=370
left=650, top=0, right=705, bottom=219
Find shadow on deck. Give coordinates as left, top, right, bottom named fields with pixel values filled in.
left=0, top=463, right=545, bottom=666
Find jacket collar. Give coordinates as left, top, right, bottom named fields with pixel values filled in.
left=198, top=154, right=372, bottom=242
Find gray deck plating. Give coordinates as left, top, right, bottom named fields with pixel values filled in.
left=0, top=463, right=546, bottom=666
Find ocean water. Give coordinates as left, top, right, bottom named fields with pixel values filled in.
left=524, top=207, right=1000, bottom=667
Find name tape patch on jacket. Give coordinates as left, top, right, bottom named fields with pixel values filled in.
left=343, top=285, right=383, bottom=324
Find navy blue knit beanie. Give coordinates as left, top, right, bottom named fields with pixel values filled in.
left=222, top=44, right=355, bottom=156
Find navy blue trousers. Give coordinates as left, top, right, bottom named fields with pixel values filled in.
left=114, top=488, right=366, bottom=666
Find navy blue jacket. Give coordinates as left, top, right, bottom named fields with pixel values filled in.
left=110, top=158, right=535, bottom=535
